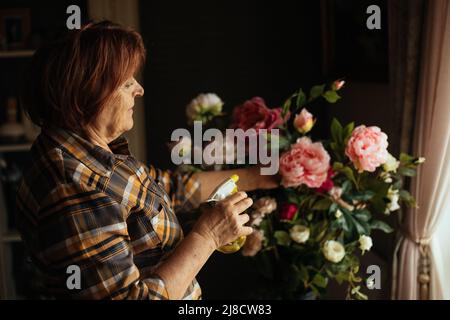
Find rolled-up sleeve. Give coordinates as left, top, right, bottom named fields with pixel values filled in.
left=25, top=183, right=170, bottom=300
left=147, top=165, right=201, bottom=212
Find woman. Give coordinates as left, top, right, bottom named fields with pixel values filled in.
left=16, top=21, right=278, bottom=300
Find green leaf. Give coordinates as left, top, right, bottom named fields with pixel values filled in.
left=398, top=167, right=417, bottom=177
left=330, top=142, right=339, bottom=155
left=329, top=202, right=338, bottom=214
left=258, top=220, right=270, bottom=245
left=342, top=122, right=355, bottom=143
left=309, top=84, right=326, bottom=100
left=370, top=196, right=387, bottom=214
left=295, top=89, right=307, bottom=109
left=312, top=273, right=328, bottom=288
left=322, top=90, right=341, bottom=103
left=266, top=133, right=290, bottom=150
left=370, top=220, right=394, bottom=233
left=354, top=209, right=372, bottom=222
left=313, top=198, right=332, bottom=211
left=331, top=118, right=343, bottom=143
left=274, top=231, right=292, bottom=246
left=341, top=180, right=352, bottom=193
left=392, top=179, right=403, bottom=190
left=350, top=191, right=375, bottom=201
left=341, top=166, right=357, bottom=185
left=309, top=284, right=320, bottom=297
left=352, top=217, right=370, bottom=235
left=334, top=272, right=348, bottom=285
left=282, top=98, right=292, bottom=116
left=400, top=153, right=414, bottom=164
left=333, top=161, right=344, bottom=171
left=342, top=210, right=356, bottom=236
left=399, top=190, right=417, bottom=207
left=330, top=216, right=349, bottom=232
left=286, top=191, right=301, bottom=205
left=277, top=135, right=291, bottom=150
left=297, top=265, right=309, bottom=283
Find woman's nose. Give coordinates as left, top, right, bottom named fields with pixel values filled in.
left=135, top=83, right=144, bottom=97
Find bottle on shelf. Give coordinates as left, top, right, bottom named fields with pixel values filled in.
left=0, top=97, right=26, bottom=144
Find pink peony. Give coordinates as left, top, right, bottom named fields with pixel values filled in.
left=345, top=125, right=389, bottom=172
left=279, top=203, right=298, bottom=220
left=293, top=108, right=315, bottom=134
left=279, top=137, right=331, bottom=188
left=231, top=97, right=286, bottom=132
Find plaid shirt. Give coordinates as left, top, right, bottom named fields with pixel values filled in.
left=16, top=126, right=202, bottom=300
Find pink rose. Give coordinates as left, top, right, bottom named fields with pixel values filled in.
left=345, top=125, right=389, bottom=172
left=279, top=203, right=298, bottom=220
left=279, top=137, right=331, bottom=188
left=294, top=108, right=315, bottom=134
left=333, top=80, right=345, bottom=91
left=231, top=97, right=286, bottom=132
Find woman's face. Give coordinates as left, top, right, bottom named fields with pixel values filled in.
left=94, top=76, right=144, bottom=140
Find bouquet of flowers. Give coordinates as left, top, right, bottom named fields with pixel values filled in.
left=173, top=81, right=424, bottom=299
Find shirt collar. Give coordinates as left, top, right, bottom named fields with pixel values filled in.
left=42, top=125, right=131, bottom=176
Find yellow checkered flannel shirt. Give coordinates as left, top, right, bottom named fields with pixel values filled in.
left=16, top=126, right=202, bottom=299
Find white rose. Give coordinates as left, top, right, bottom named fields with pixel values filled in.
left=242, top=230, right=264, bottom=257
left=385, top=187, right=400, bottom=214
left=329, top=186, right=343, bottom=200
left=322, top=240, right=345, bottom=263
left=415, top=157, right=426, bottom=164
left=253, top=197, right=277, bottom=216
left=290, top=225, right=310, bottom=244
left=335, top=209, right=343, bottom=218
left=186, top=93, right=223, bottom=124
left=359, top=235, right=373, bottom=254
left=383, top=153, right=400, bottom=172
left=250, top=212, right=263, bottom=227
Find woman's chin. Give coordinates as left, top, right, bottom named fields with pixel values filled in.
left=124, top=116, right=134, bottom=131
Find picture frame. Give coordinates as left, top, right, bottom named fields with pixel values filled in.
left=0, top=8, right=31, bottom=50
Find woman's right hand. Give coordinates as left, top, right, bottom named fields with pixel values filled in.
left=192, top=191, right=254, bottom=250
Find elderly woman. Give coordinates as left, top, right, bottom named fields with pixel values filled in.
left=16, top=21, right=278, bottom=300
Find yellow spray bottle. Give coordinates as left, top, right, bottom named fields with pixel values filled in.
left=206, top=174, right=247, bottom=253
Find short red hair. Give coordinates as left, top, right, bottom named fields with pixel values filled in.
left=22, top=21, right=146, bottom=132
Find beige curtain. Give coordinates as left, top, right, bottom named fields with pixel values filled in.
left=393, top=0, right=450, bottom=300
left=87, top=0, right=148, bottom=163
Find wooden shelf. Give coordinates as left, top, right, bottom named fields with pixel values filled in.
left=2, top=231, right=22, bottom=243
left=0, top=143, right=32, bottom=153
left=0, top=50, right=35, bottom=58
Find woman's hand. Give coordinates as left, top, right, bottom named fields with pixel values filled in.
left=192, top=191, right=254, bottom=249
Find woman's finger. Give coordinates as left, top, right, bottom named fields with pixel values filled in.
left=239, top=226, right=254, bottom=237
left=237, top=213, right=250, bottom=225
left=222, top=191, right=247, bottom=205
left=233, top=197, right=253, bottom=214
